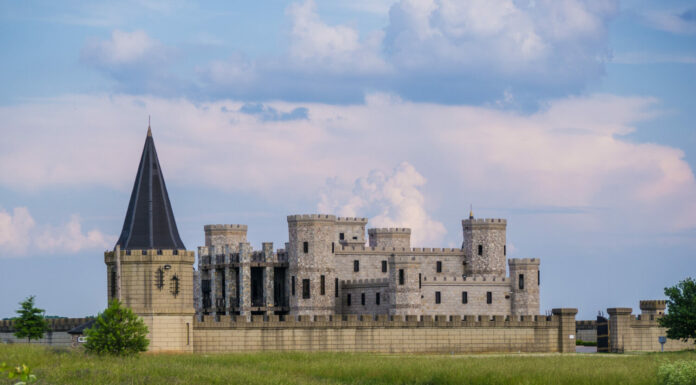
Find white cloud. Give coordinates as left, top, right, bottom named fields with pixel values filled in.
left=0, top=207, right=113, bottom=257
left=319, top=162, right=447, bottom=245
left=81, top=30, right=166, bottom=68
left=0, top=92, right=694, bottom=238
left=643, top=8, right=696, bottom=35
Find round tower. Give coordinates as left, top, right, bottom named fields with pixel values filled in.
left=368, top=228, right=411, bottom=249
left=508, top=258, right=540, bottom=315
left=461, top=215, right=507, bottom=276
left=287, top=214, right=337, bottom=316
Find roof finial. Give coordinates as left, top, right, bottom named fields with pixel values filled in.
left=469, top=204, right=474, bottom=219
left=147, top=115, right=152, bottom=137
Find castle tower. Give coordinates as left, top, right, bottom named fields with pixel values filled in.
left=204, top=224, right=247, bottom=251
left=639, top=300, right=666, bottom=318
left=508, top=258, right=540, bottom=315
left=368, top=228, right=411, bottom=249
left=388, top=255, right=422, bottom=315
left=287, top=214, right=337, bottom=316
left=461, top=215, right=507, bottom=277
left=104, top=126, right=194, bottom=352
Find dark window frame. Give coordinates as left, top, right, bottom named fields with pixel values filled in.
left=462, top=291, right=468, bottom=304
left=376, top=292, right=380, bottom=305
left=436, top=261, right=442, bottom=273
left=398, top=269, right=405, bottom=285
left=339, top=232, right=345, bottom=240
left=478, top=245, right=483, bottom=256
left=519, top=274, right=524, bottom=290
left=435, top=291, right=441, bottom=304
left=486, top=291, right=492, bottom=304
left=335, top=278, right=339, bottom=297
left=361, top=292, right=365, bottom=306
left=347, top=293, right=351, bottom=306
left=302, top=279, right=310, bottom=299
left=291, top=276, right=296, bottom=296
left=320, top=275, right=326, bottom=295
left=303, top=241, right=309, bottom=253
left=381, top=260, right=387, bottom=273
left=353, top=260, right=359, bottom=272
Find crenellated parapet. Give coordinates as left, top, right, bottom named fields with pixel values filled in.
left=341, top=278, right=389, bottom=288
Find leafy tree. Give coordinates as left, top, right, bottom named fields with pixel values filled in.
left=84, top=300, right=149, bottom=356
left=659, top=277, right=696, bottom=343
left=13, top=296, right=48, bottom=343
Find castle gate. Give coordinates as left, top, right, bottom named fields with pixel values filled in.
left=596, top=315, right=609, bottom=352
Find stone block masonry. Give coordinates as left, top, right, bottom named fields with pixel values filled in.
left=193, top=309, right=577, bottom=353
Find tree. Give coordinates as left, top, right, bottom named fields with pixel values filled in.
left=659, top=277, right=696, bottom=343
left=13, top=296, right=48, bottom=343
left=84, top=300, right=149, bottom=356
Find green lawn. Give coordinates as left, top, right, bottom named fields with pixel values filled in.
left=1, top=344, right=694, bottom=384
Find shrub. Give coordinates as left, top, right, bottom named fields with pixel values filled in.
left=84, top=300, right=149, bottom=356
left=658, top=360, right=696, bottom=385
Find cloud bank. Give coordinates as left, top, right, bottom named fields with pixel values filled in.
left=0, top=207, right=114, bottom=257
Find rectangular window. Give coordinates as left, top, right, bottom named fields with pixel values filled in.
left=302, top=279, right=310, bottom=299
left=339, top=232, right=345, bottom=240
left=332, top=242, right=335, bottom=253
left=478, top=245, right=483, bottom=256
left=382, top=260, right=387, bottom=273
left=335, top=278, right=339, bottom=297
left=110, top=270, right=117, bottom=298
left=504, top=245, right=506, bottom=256
left=486, top=291, right=492, bottom=304
left=435, top=291, right=441, bottom=304
left=399, top=269, right=405, bottom=285
left=354, top=260, right=360, bottom=272
left=320, top=275, right=326, bottom=295
left=303, top=242, right=309, bottom=253
left=519, top=274, right=524, bottom=290
left=347, top=294, right=352, bottom=306
left=361, top=292, right=365, bottom=306
left=538, top=270, right=540, bottom=286
left=436, top=261, right=442, bottom=273
left=353, top=236, right=358, bottom=240
left=376, top=292, right=381, bottom=305
left=462, top=291, right=468, bottom=304
left=419, top=273, right=422, bottom=289
left=291, top=276, right=296, bottom=296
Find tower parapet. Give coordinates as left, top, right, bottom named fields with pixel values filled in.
left=639, top=300, right=666, bottom=317
left=462, top=217, right=507, bottom=276
left=368, top=228, right=411, bottom=249
left=204, top=224, right=247, bottom=250
left=336, top=216, right=368, bottom=245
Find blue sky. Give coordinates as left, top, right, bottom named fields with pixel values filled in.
left=0, top=0, right=695, bottom=319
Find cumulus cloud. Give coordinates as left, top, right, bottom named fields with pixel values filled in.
left=319, top=162, right=447, bottom=245
left=81, top=29, right=167, bottom=68
left=0, top=207, right=113, bottom=257
left=643, top=7, right=696, bottom=35
left=2, top=92, right=695, bottom=244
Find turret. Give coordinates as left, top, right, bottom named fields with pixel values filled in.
left=508, top=258, right=540, bottom=315
left=640, top=300, right=666, bottom=317
left=287, top=214, right=337, bottom=316
left=336, top=217, right=368, bottom=246
left=368, top=228, right=411, bottom=249
left=204, top=224, right=247, bottom=250
left=388, top=254, right=422, bottom=315
left=462, top=216, right=507, bottom=276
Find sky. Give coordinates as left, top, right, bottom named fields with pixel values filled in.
left=0, top=0, right=695, bottom=320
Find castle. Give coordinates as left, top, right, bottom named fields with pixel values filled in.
left=94, top=127, right=689, bottom=354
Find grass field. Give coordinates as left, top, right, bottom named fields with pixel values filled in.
left=1, top=344, right=695, bottom=384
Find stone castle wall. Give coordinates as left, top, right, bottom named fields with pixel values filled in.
left=0, top=318, right=90, bottom=347
left=192, top=310, right=577, bottom=353
left=608, top=307, right=694, bottom=352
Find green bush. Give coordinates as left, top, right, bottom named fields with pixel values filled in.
left=658, top=360, right=696, bottom=385
left=84, top=300, right=149, bottom=356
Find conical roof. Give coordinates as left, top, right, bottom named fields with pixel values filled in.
left=115, top=126, right=186, bottom=250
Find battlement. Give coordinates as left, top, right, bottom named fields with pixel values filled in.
left=105, top=249, right=195, bottom=264
left=194, top=313, right=559, bottom=329
left=338, top=245, right=463, bottom=255
left=336, top=217, right=368, bottom=223
left=287, top=214, right=337, bottom=222
left=341, top=278, right=389, bottom=288
left=508, top=258, right=540, bottom=265
left=575, top=320, right=597, bottom=327
left=639, top=300, right=666, bottom=310
left=204, top=224, right=248, bottom=231
left=368, top=228, right=411, bottom=234
left=462, top=218, right=507, bottom=226
left=0, top=317, right=92, bottom=333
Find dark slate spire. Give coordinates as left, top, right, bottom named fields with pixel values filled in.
left=115, top=124, right=186, bottom=250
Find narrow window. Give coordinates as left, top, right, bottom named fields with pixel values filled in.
left=435, top=291, right=441, bottom=304
left=352, top=236, right=357, bottom=240
left=376, top=292, right=381, bottom=305
left=339, top=233, right=345, bottom=240
left=302, top=279, right=310, bottom=299
left=291, top=276, right=296, bottom=296
left=399, top=269, right=405, bottom=285
left=354, top=260, right=359, bottom=272
left=519, top=274, right=524, bottom=290
left=381, top=260, right=387, bottom=273
left=538, top=270, right=540, bottom=286
left=347, top=294, right=352, bottom=306
left=419, top=273, right=422, bottom=289
left=320, top=275, right=326, bottom=295
left=436, top=261, right=442, bottom=273
left=335, top=278, right=339, bottom=297
left=462, top=291, right=468, bottom=304
left=504, top=245, right=506, bottom=256
left=361, top=293, right=365, bottom=306
left=186, top=323, right=190, bottom=345
left=303, top=241, right=309, bottom=253
left=332, top=242, right=335, bottom=253
left=478, top=245, right=483, bottom=256
left=110, top=270, right=117, bottom=298
left=486, top=291, right=492, bottom=304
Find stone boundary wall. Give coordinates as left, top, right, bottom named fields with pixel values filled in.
left=193, top=310, right=577, bottom=353
left=608, top=308, right=694, bottom=352
left=0, top=318, right=91, bottom=347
